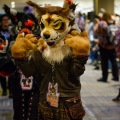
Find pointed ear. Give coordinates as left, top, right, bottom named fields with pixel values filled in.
left=60, top=7, right=70, bottom=17
left=69, top=4, right=77, bottom=12
left=61, top=3, right=77, bottom=17
left=27, top=1, right=45, bottom=17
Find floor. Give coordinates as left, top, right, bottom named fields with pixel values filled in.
left=0, top=63, right=120, bottom=120
left=81, top=64, right=120, bottom=120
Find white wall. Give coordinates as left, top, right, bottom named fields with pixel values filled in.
left=0, top=0, right=120, bottom=15
left=35, top=0, right=94, bottom=14
left=74, top=0, right=94, bottom=14
left=35, top=0, right=120, bottom=14
left=0, top=0, right=93, bottom=14
left=114, top=0, right=120, bottom=15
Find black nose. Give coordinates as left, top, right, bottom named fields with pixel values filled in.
left=43, top=34, right=50, bottom=39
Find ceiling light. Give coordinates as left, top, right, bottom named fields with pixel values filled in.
left=11, top=1, right=15, bottom=8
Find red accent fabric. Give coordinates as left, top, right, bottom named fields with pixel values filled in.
left=20, top=29, right=31, bottom=34
left=64, top=0, right=73, bottom=5
left=24, top=19, right=34, bottom=27
left=0, top=71, right=12, bottom=77
left=4, top=41, right=6, bottom=45
left=0, top=45, right=3, bottom=50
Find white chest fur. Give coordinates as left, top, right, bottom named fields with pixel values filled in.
left=42, top=45, right=71, bottom=63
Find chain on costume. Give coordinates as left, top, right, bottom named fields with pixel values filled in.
left=47, top=61, right=60, bottom=107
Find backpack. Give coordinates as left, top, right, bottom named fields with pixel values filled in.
left=106, top=22, right=118, bottom=45
left=115, top=28, right=120, bottom=58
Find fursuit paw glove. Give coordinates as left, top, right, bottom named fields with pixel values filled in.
left=37, top=38, right=48, bottom=52
left=12, top=34, right=38, bottom=59
left=65, top=30, right=90, bottom=57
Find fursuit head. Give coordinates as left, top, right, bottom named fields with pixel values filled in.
left=27, top=1, right=78, bottom=63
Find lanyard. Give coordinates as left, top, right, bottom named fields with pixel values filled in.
left=51, top=61, right=55, bottom=85
left=47, top=61, right=60, bottom=107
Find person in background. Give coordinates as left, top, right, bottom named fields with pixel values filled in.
left=95, top=12, right=119, bottom=82
left=88, top=17, right=95, bottom=63
left=88, top=14, right=100, bottom=69
left=92, top=17, right=101, bottom=70
left=113, top=28, right=120, bottom=102
left=3, top=4, right=41, bottom=119
left=75, top=12, right=86, bottom=31
left=111, top=14, right=120, bottom=26
left=0, top=14, right=14, bottom=97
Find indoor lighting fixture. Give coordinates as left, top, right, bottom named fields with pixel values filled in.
left=11, top=1, right=15, bottom=8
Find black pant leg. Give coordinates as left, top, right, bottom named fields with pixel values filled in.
left=12, top=72, right=23, bottom=120
left=109, top=51, right=119, bottom=79
left=100, top=51, right=109, bottom=81
left=0, top=76, right=7, bottom=92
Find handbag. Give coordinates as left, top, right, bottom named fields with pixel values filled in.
left=64, top=97, right=85, bottom=120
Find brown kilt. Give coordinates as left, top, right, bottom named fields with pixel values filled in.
left=38, top=97, right=85, bottom=120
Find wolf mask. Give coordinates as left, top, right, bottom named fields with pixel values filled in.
left=27, top=1, right=77, bottom=46
left=11, top=1, right=90, bottom=63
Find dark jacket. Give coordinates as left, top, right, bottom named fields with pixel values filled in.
left=0, top=27, right=16, bottom=77
left=12, top=70, right=40, bottom=120
left=0, top=26, right=14, bottom=45
left=16, top=50, right=88, bottom=100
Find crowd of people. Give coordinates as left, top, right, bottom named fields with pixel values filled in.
left=0, top=1, right=120, bottom=119
left=74, top=9, right=120, bottom=84
left=76, top=10, right=120, bottom=101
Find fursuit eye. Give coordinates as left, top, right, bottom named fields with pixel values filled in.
left=40, top=22, right=45, bottom=30
left=53, top=22, right=62, bottom=30
left=54, top=22, right=65, bottom=31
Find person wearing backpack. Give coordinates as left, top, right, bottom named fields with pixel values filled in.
left=112, top=28, right=120, bottom=102
left=95, top=12, right=119, bottom=82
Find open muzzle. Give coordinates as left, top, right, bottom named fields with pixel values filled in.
left=27, top=0, right=77, bottom=46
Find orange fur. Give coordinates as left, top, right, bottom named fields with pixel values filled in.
left=37, top=38, right=47, bottom=51
left=12, top=31, right=90, bottom=58
left=12, top=34, right=37, bottom=59
left=65, top=31, right=90, bottom=56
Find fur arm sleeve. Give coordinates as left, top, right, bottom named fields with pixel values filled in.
left=65, top=30, right=90, bottom=57
left=12, top=34, right=38, bottom=59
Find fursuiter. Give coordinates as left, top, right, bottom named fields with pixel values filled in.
left=3, top=4, right=40, bottom=37
left=3, top=5, right=40, bottom=120
left=0, top=35, right=16, bottom=77
left=12, top=0, right=90, bottom=120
